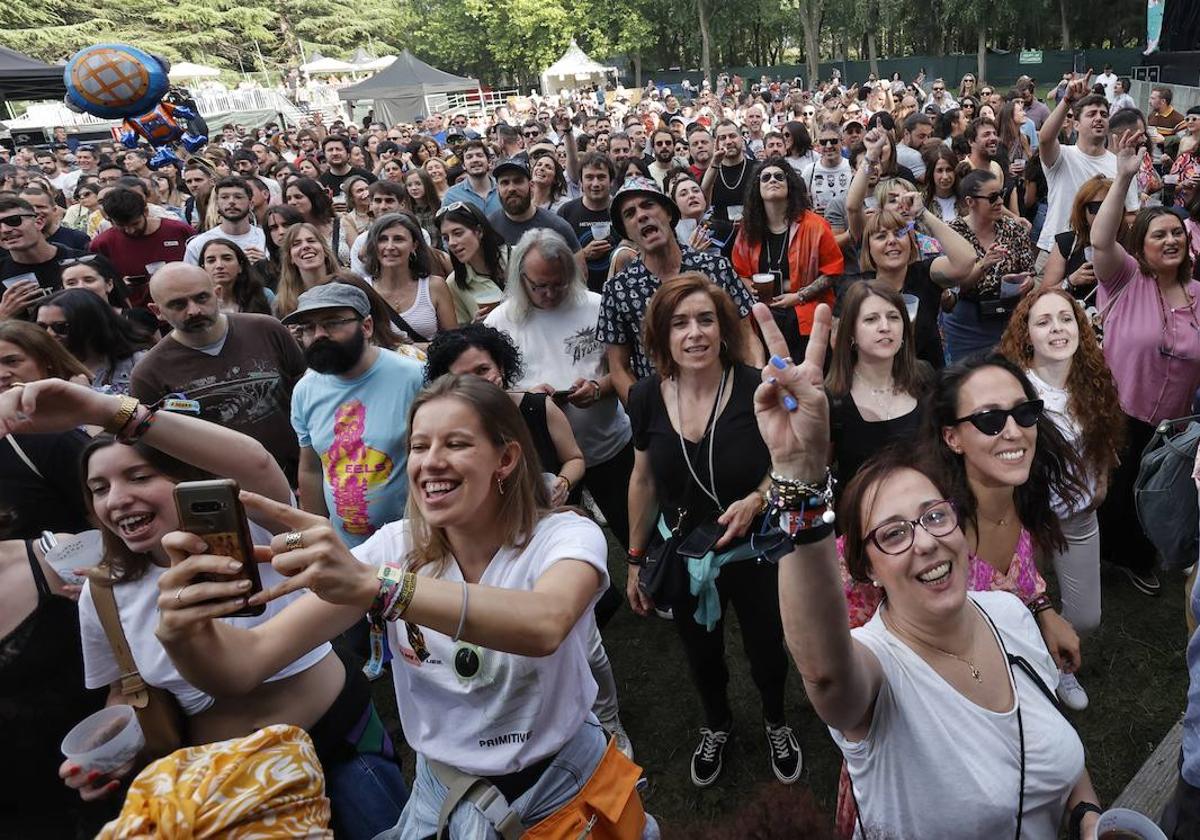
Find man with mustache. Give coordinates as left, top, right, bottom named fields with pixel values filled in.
left=285, top=283, right=423, bottom=546
left=131, top=263, right=305, bottom=483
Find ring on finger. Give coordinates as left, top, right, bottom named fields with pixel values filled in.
left=284, top=530, right=305, bottom=551
left=175, top=584, right=190, bottom=604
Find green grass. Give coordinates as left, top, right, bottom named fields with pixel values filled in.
left=372, top=543, right=1190, bottom=837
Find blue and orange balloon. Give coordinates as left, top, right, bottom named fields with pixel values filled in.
left=63, top=44, right=208, bottom=169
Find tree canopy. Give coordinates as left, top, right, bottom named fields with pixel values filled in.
left=0, top=0, right=1148, bottom=89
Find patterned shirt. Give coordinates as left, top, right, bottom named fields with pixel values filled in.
left=949, top=216, right=1036, bottom=299
left=596, top=246, right=754, bottom=381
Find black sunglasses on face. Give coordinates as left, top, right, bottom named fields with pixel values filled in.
left=0, top=213, right=34, bottom=228
left=971, top=191, right=1004, bottom=205
left=1084, top=201, right=1103, bottom=214
left=760, top=170, right=787, bottom=183
left=954, top=399, right=1044, bottom=435
left=818, top=138, right=840, bottom=147
left=39, top=320, right=70, bottom=336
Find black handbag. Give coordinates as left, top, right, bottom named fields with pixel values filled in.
left=637, top=526, right=689, bottom=609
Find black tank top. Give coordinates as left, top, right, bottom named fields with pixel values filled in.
left=0, top=542, right=107, bottom=832
left=519, top=392, right=561, bottom=475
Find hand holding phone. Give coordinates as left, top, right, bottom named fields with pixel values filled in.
left=172, top=479, right=264, bottom=617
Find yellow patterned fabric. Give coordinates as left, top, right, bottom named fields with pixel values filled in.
left=97, top=724, right=333, bottom=839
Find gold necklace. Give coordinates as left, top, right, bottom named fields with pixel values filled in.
left=884, top=612, right=983, bottom=683
left=978, top=507, right=1017, bottom=528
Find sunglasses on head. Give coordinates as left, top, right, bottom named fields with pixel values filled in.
left=435, top=200, right=470, bottom=223
left=0, top=213, right=34, bottom=228
left=760, top=170, right=787, bottom=183
left=59, top=254, right=98, bottom=267
left=954, top=399, right=1044, bottom=435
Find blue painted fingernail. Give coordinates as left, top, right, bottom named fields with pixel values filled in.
left=769, top=355, right=788, bottom=370
left=783, top=395, right=799, bottom=412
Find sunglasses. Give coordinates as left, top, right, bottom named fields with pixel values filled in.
left=818, top=138, right=841, bottom=147
left=59, top=254, right=99, bottom=267
left=1084, top=201, right=1103, bottom=214
left=933, top=87, right=946, bottom=92
left=971, top=191, right=1004, bottom=205
left=954, top=399, right=1044, bottom=435
left=523, top=130, right=540, bottom=138
left=760, top=170, right=787, bottom=183
left=0, top=213, right=34, bottom=228
left=434, top=200, right=470, bottom=223
left=38, top=320, right=70, bottom=336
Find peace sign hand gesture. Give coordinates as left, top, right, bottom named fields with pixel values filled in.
left=752, top=302, right=831, bottom=482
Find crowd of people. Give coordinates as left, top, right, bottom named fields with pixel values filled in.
left=2, top=63, right=1200, bottom=839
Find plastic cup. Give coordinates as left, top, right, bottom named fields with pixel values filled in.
left=727, top=204, right=744, bottom=222
left=2, top=272, right=37, bottom=290
left=752, top=272, right=775, bottom=301
left=1000, top=277, right=1025, bottom=299
left=1096, top=807, right=1168, bottom=839
left=61, top=705, right=144, bottom=775
left=145, top=261, right=166, bottom=276
left=590, top=221, right=611, bottom=241
left=1163, top=173, right=1179, bottom=187
left=902, top=293, right=920, bottom=322
left=1084, top=246, right=1095, bottom=264
left=43, top=529, right=102, bottom=587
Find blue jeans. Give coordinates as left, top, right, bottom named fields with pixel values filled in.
left=940, top=298, right=1008, bottom=363
left=326, top=751, right=409, bottom=840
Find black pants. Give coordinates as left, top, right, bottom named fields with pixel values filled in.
left=1161, top=751, right=1200, bottom=839
left=579, top=440, right=634, bottom=549
left=672, top=557, right=788, bottom=729
left=1097, top=413, right=1157, bottom=574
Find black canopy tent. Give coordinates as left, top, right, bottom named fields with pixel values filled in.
left=338, top=50, right=481, bottom=124
left=0, top=45, right=66, bottom=106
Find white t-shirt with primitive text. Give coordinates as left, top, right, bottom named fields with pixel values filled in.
left=351, top=511, right=610, bottom=775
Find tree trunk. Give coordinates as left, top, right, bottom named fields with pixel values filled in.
left=977, top=27, right=987, bottom=84
left=867, top=29, right=879, bottom=77
left=634, top=51, right=643, bottom=90
left=797, top=0, right=822, bottom=90
left=1058, top=0, right=1071, bottom=49
left=697, top=0, right=713, bottom=88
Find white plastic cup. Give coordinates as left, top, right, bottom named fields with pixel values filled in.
left=1084, top=246, right=1095, bottom=264
left=61, top=705, right=145, bottom=775
left=1163, top=173, right=1179, bottom=187
left=590, top=221, right=611, bottom=241
left=2, top=272, right=37, bottom=290
left=901, top=293, right=920, bottom=322
left=145, top=261, right=166, bottom=277
left=727, top=204, right=744, bottom=222
left=43, top=529, right=102, bottom=587
left=1095, top=807, right=1168, bottom=839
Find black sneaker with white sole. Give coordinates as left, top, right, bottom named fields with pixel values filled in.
left=765, top=721, right=802, bottom=783
left=690, top=727, right=729, bottom=787
left=1121, top=567, right=1161, bottom=596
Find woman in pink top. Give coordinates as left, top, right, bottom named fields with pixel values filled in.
left=1091, top=130, right=1200, bottom=597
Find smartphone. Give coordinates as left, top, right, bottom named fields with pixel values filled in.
left=676, top=520, right=724, bottom=558
left=173, top=479, right=264, bottom=617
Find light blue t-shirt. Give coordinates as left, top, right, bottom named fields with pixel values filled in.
left=291, top=349, right=424, bottom=547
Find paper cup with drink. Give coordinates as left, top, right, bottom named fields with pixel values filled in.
left=1095, top=807, right=1168, bottom=839
left=61, top=705, right=144, bottom=775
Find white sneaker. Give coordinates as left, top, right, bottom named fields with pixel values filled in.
left=1057, top=671, right=1089, bottom=711
left=654, top=607, right=674, bottom=620
left=604, top=718, right=634, bottom=760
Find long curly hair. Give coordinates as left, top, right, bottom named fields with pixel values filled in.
left=921, top=354, right=1089, bottom=555
left=997, top=287, right=1125, bottom=480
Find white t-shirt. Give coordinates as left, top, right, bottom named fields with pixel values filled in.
left=78, top=520, right=332, bottom=716
left=801, top=158, right=853, bottom=217
left=1038, top=144, right=1139, bottom=252
left=1025, top=368, right=1094, bottom=514
left=486, top=293, right=631, bottom=466
left=351, top=512, right=609, bottom=775
left=934, top=195, right=959, bottom=223
left=184, top=225, right=268, bottom=265
left=895, top=143, right=926, bottom=180
left=1095, top=72, right=1119, bottom=101
left=832, top=591, right=1085, bottom=840
left=786, top=151, right=819, bottom=173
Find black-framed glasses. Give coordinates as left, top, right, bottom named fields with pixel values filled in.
left=866, top=500, right=959, bottom=555
left=760, top=170, right=787, bottom=183
left=1084, top=201, right=1103, bottom=214
left=818, top=138, right=840, bottom=147
left=38, top=320, right=70, bottom=336
left=289, top=315, right=362, bottom=337
left=0, top=213, right=34, bottom=228
left=521, top=271, right=569, bottom=295
left=954, top=399, right=1044, bottom=436
left=970, top=191, right=1004, bottom=205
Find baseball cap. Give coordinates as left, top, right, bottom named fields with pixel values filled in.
left=281, top=283, right=370, bottom=325
left=493, top=155, right=530, bottom=179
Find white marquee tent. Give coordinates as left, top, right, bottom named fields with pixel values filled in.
left=539, top=39, right=616, bottom=97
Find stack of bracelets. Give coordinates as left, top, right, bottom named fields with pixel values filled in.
left=769, top=467, right=836, bottom=545
left=365, top=565, right=418, bottom=678
left=103, top=395, right=157, bottom=444
left=1027, top=593, right=1055, bottom=617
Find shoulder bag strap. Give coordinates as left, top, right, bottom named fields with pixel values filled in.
left=427, top=758, right=523, bottom=840
left=5, top=435, right=44, bottom=480
left=84, top=569, right=151, bottom=708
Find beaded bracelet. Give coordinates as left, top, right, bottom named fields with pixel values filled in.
left=1027, top=594, right=1054, bottom=616
left=116, top=404, right=156, bottom=444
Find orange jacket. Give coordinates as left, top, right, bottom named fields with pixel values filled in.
left=732, top=211, right=844, bottom=335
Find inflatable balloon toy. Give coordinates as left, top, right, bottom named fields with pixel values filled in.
left=63, top=44, right=209, bottom=170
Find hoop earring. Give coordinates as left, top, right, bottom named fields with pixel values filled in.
left=496, top=475, right=506, bottom=495
left=720, top=339, right=729, bottom=354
